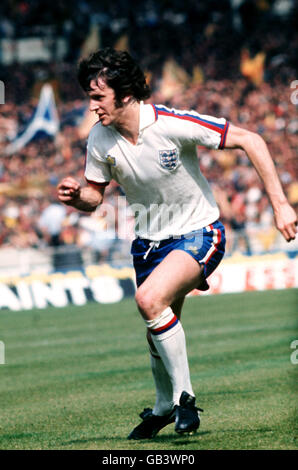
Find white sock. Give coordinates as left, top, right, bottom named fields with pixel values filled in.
left=145, top=307, right=194, bottom=406
left=148, top=343, right=174, bottom=416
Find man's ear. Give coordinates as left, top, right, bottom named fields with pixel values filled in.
left=122, top=95, right=132, bottom=104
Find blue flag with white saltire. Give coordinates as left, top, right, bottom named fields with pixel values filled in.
left=5, top=84, right=59, bottom=155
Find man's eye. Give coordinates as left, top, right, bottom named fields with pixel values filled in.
left=90, top=95, right=103, bottom=101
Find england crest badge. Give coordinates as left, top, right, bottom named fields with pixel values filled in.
left=159, top=148, right=179, bottom=171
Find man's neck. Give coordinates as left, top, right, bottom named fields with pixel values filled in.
left=114, top=100, right=140, bottom=145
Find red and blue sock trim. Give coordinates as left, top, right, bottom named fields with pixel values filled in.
left=150, top=315, right=179, bottom=336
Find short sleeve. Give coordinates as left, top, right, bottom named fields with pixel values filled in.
left=155, top=105, right=229, bottom=150
left=84, top=132, right=111, bottom=185
left=190, top=112, right=229, bottom=150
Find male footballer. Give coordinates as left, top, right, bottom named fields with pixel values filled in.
left=57, top=48, right=297, bottom=439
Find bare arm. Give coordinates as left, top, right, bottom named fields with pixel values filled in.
left=225, top=124, right=297, bottom=242
left=57, top=176, right=106, bottom=212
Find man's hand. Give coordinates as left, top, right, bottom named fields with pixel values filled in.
left=57, top=177, right=81, bottom=206
left=57, top=176, right=106, bottom=212
left=273, top=201, right=297, bottom=242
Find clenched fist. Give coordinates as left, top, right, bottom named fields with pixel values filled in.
left=57, top=176, right=81, bottom=205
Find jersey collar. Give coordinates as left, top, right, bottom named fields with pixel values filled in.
left=139, top=101, right=158, bottom=131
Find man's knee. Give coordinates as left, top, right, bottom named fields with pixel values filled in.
left=135, top=286, right=165, bottom=319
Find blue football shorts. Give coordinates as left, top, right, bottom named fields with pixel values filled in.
left=131, top=220, right=226, bottom=290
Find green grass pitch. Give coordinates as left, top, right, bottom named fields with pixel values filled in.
left=0, top=289, right=297, bottom=450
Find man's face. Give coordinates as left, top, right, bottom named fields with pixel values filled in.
left=88, top=77, right=122, bottom=127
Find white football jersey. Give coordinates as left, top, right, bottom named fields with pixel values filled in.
left=85, top=102, right=229, bottom=240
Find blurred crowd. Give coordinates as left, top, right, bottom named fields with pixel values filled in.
left=0, top=0, right=297, bottom=259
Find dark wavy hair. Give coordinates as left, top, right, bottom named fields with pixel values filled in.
left=77, top=47, right=151, bottom=105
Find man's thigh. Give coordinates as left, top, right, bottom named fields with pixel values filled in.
left=137, top=249, right=204, bottom=310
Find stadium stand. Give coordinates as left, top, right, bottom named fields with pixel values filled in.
left=0, top=0, right=297, bottom=273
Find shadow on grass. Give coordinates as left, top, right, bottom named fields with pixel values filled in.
left=60, top=430, right=212, bottom=447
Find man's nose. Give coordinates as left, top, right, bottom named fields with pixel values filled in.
left=89, top=99, right=99, bottom=111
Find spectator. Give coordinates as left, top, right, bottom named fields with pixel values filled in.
left=0, top=1, right=296, bottom=257
left=38, top=199, right=67, bottom=246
